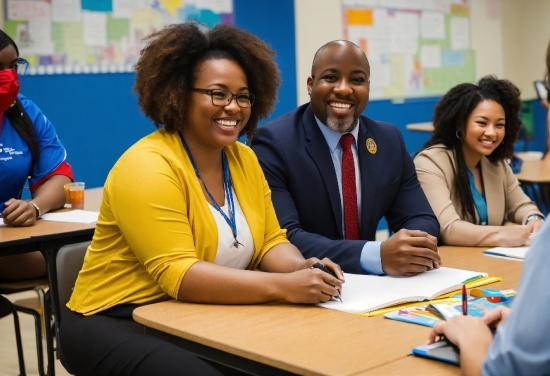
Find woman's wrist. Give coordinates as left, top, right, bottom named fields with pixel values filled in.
left=28, top=201, right=41, bottom=219
left=522, top=213, right=545, bottom=225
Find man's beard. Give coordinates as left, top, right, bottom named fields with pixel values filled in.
left=326, top=117, right=357, bottom=133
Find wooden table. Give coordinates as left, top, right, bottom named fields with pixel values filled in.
left=0, top=187, right=102, bottom=375
left=515, top=159, right=550, bottom=183
left=133, top=246, right=523, bottom=375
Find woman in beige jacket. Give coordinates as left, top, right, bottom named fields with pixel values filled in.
left=414, top=76, right=544, bottom=247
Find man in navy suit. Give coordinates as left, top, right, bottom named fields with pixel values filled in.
left=251, top=40, right=440, bottom=276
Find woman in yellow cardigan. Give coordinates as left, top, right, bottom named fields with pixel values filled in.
left=60, top=23, right=343, bottom=376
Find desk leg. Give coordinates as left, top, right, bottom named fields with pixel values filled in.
left=43, top=246, right=59, bottom=376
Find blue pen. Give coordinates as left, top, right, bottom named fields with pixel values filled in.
left=310, top=262, right=343, bottom=302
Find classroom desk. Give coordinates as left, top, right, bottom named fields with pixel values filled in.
left=514, top=159, right=550, bottom=212
left=0, top=187, right=102, bottom=375
left=133, top=245, right=523, bottom=375
left=515, top=158, right=550, bottom=183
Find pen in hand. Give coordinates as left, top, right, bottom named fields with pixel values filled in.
left=310, top=262, right=343, bottom=302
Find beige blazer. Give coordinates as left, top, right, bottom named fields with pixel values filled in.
left=414, top=145, right=542, bottom=244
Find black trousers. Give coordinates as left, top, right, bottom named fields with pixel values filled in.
left=60, top=306, right=222, bottom=376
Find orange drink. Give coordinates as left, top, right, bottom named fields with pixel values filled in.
left=66, top=182, right=85, bottom=209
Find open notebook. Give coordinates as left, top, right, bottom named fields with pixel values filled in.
left=317, top=267, right=487, bottom=314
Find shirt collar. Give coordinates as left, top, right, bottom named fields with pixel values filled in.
left=314, top=116, right=360, bottom=152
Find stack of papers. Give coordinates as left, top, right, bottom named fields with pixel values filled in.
left=40, top=210, right=99, bottom=224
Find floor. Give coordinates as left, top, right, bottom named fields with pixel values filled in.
left=0, top=290, right=71, bottom=376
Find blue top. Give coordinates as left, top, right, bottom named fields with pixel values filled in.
left=483, top=220, right=550, bottom=375
left=467, top=168, right=488, bottom=225
left=0, top=93, right=68, bottom=212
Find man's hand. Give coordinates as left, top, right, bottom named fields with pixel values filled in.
left=380, top=229, right=440, bottom=276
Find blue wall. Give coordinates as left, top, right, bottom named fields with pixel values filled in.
left=19, top=0, right=297, bottom=189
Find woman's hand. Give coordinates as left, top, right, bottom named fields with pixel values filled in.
left=276, top=267, right=343, bottom=304
left=525, top=218, right=544, bottom=236
left=497, top=225, right=531, bottom=247
left=303, top=257, right=345, bottom=281
left=1, top=199, right=37, bottom=226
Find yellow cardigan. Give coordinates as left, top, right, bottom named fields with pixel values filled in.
left=68, top=129, right=289, bottom=315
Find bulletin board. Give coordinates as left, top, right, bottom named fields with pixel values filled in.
left=3, top=0, right=233, bottom=75
left=342, top=0, right=475, bottom=99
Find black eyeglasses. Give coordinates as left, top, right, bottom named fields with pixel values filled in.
left=14, top=58, right=29, bottom=75
left=191, top=88, right=255, bottom=108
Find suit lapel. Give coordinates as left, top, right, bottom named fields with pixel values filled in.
left=303, top=108, right=344, bottom=237
left=357, top=119, right=378, bottom=238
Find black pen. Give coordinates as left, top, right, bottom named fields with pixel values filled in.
left=310, top=262, right=343, bottom=302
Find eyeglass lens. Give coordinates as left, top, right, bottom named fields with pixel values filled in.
left=211, top=90, right=254, bottom=107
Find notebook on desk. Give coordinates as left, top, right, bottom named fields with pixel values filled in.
left=316, top=267, right=489, bottom=314
left=483, top=246, right=529, bottom=261
left=412, top=340, right=460, bottom=365
left=40, top=210, right=99, bottom=224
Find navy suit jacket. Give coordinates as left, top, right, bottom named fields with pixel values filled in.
left=251, top=103, right=439, bottom=274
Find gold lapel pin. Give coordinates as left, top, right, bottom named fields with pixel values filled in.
left=366, top=138, right=377, bottom=154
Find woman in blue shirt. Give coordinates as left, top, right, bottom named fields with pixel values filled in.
left=414, top=76, right=544, bottom=247
left=0, top=30, right=73, bottom=283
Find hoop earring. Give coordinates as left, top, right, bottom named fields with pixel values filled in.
left=456, top=130, right=462, bottom=139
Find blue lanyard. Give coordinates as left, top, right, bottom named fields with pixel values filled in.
left=179, top=133, right=241, bottom=247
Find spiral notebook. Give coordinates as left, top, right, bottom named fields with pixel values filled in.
left=317, top=267, right=488, bottom=314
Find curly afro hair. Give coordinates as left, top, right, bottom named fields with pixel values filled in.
left=420, top=76, right=522, bottom=221
left=133, top=22, right=280, bottom=139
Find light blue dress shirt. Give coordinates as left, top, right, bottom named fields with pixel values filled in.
left=482, top=219, right=550, bottom=375
left=314, top=117, right=384, bottom=275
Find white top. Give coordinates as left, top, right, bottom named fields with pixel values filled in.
left=209, top=188, right=254, bottom=269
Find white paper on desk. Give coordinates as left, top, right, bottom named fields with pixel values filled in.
left=40, top=210, right=99, bottom=224
left=0, top=218, right=5, bottom=226
left=483, top=247, right=529, bottom=261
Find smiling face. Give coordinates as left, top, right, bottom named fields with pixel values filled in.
left=462, top=99, right=506, bottom=166
left=307, top=41, right=370, bottom=133
left=183, top=58, right=251, bottom=151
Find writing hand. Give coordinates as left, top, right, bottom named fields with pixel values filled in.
left=278, top=267, right=343, bottom=304
left=380, top=229, right=441, bottom=276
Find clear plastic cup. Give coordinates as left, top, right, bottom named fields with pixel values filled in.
left=64, top=182, right=85, bottom=209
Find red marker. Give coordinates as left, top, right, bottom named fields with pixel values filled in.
left=462, top=284, right=467, bottom=315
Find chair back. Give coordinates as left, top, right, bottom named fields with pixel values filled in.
left=56, top=241, right=90, bottom=309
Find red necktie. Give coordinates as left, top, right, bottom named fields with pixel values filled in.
left=339, top=134, right=360, bottom=240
